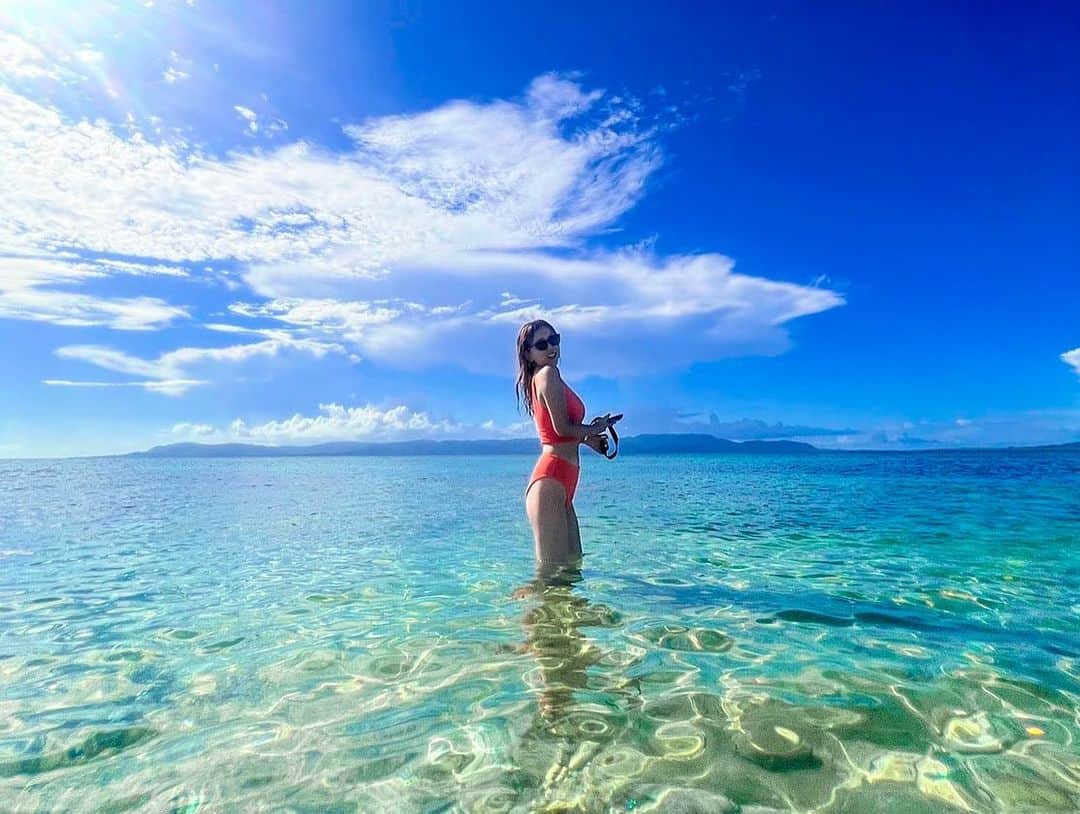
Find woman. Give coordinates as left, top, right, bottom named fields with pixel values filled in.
left=516, top=320, right=618, bottom=564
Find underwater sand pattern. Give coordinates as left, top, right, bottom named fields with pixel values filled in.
left=1, top=452, right=1077, bottom=811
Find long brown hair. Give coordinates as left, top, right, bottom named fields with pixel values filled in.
left=515, top=319, right=557, bottom=416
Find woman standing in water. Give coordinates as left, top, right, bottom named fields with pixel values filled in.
left=516, top=320, right=619, bottom=565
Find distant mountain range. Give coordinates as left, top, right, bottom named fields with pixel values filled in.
left=129, top=436, right=1080, bottom=458
left=132, top=434, right=819, bottom=458
left=1009, top=441, right=1080, bottom=452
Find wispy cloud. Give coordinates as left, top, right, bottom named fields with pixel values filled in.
left=0, top=31, right=64, bottom=79
left=0, top=256, right=189, bottom=330
left=51, top=335, right=345, bottom=395
left=43, top=379, right=207, bottom=396
left=163, top=66, right=190, bottom=84
left=228, top=298, right=405, bottom=335
left=233, top=104, right=258, bottom=133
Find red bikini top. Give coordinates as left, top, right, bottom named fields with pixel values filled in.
left=532, top=377, right=586, bottom=444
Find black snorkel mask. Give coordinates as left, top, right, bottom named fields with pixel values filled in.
left=595, top=413, right=622, bottom=459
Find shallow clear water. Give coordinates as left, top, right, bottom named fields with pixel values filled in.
left=1, top=451, right=1078, bottom=812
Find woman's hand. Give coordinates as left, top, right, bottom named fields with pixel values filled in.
left=586, top=416, right=611, bottom=436
left=582, top=434, right=607, bottom=454
left=587, top=413, right=622, bottom=435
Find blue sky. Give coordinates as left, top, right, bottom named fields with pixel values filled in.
left=1, top=0, right=1077, bottom=457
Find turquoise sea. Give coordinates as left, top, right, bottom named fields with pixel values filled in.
left=1, top=451, right=1078, bottom=813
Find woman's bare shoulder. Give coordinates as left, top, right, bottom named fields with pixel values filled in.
left=533, top=365, right=563, bottom=392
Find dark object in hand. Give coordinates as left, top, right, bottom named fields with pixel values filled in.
left=594, top=413, right=621, bottom=459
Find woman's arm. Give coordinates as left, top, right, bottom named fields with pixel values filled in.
left=535, top=366, right=607, bottom=441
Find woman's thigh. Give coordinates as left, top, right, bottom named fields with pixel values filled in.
left=525, top=478, right=569, bottom=562
left=566, top=502, right=582, bottom=558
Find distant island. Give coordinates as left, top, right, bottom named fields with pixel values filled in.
left=129, top=435, right=1080, bottom=458
left=132, top=434, right=818, bottom=458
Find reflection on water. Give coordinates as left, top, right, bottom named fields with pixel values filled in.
left=519, top=563, right=597, bottom=726
left=518, top=564, right=637, bottom=728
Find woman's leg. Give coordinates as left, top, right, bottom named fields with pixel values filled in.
left=525, top=478, right=569, bottom=563
left=566, top=501, right=582, bottom=558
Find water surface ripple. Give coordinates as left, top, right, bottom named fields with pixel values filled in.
left=1, top=452, right=1078, bottom=812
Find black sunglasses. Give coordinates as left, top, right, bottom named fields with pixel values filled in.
left=530, top=333, right=561, bottom=351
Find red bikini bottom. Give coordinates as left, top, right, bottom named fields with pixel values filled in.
left=525, top=453, right=580, bottom=508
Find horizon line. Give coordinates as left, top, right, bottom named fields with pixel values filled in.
left=2, top=434, right=1078, bottom=461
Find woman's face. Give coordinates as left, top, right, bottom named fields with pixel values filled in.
left=527, top=326, right=560, bottom=369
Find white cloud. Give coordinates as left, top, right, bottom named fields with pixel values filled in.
left=74, top=48, right=105, bottom=67
left=52, top=335, right=345, bottom=395
left=56, top=345, right=170, bottom=378
left=234, top=104, right=257, bottom=133
left=0, top=31, right=60, bottom=79
left=228, top=298, right=405, bottom=341
left=500, top=291, right=532, bottom=307
left=1062, top=347, right=1080, bottom=376
left=43, top=379, right=206, bottom=396
left=164, top=336, right=345, bottom=368
left=231, top=249, right=842, bottom=375
left=165, top=403, right=529, bottom=445
left=1, top=73, right=842, bottom=373
left=338, top=74, right=657, bottom=252
left=91, top=258, right=189, bottom=277
left=227, top=403, right=473, bottom=444
left=163, top=67, right=190, bottom=84
left=0, top=256, right=188, bottom=330
left=172, top=422, right=214, bottom=436
left=0, top=75, right=658, bottom=269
